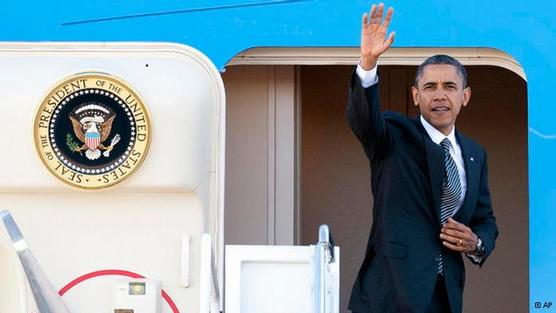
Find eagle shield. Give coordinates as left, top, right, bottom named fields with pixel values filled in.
left=68, top=103, right=118, bottom=160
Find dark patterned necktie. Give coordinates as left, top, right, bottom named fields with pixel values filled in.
left=437, top=138, right=462, bottom=273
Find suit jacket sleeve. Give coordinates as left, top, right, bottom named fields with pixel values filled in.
left=346, top=69, right=391, bottom=161
left=470, top=151, right=499, bottom=266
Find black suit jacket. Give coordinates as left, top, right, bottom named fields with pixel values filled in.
left=347, top=72, right=498, bottom=313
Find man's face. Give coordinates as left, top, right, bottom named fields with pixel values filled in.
left=411, top=64, right=471, bottom=135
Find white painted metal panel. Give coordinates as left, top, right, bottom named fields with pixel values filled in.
left=225, top=245, right=314, bottom=313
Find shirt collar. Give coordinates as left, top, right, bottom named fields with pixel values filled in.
left=420, top=115, right=457, bottom=147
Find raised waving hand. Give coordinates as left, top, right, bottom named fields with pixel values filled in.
left=360, top=3, right=395, bottom=70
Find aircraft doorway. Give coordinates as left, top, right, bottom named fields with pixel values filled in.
left=223, top=48, right=528, bottom=313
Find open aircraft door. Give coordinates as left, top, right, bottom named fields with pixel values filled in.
left=0, top=42, right=339, bottom=313
left=0, top=42, right=225, bottom=313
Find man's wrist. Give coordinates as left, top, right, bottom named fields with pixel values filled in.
left=356, top=62, right=379, bottom=88
left=360, top=56, right=377, bottom=71
left=473, top=237, right=485, bottom=256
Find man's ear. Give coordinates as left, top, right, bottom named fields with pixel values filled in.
left=411, top=86, right=419, bottom=106
left=462, top=86, right=472, bottom=107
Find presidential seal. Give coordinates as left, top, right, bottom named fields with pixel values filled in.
left=34, top=73, right=151, bottom=189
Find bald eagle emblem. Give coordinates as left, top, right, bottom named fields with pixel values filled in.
left=66, top=103, right=121, bottom=160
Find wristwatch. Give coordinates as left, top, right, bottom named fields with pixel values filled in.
left=475, top=238, right=486, bottom=256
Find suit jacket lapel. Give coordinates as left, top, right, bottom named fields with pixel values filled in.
left=453, top=131, right=480, bottom=221
left=416, top=119, right=445, bottom=226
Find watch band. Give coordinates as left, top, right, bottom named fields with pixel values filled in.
left=475, top=238, right=485, bottom=255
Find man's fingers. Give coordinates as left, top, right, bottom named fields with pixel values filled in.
left=444, top=218, right=468, bottom=232
left=362, top=13, right=368, bottom=28
left=441, top=228, right=466, bottom=238
left=383, top=7, right=394, bottom=29
left=385, top=32, right=395, bottom=46
left=441, top=234, right=473, bottom=252
left=369, top=4, right=377, bottom=24
left=440, top=232, right=471, bottom=247
left=442, top=240, right=466, bottom=252
left=376, top=3, right=385, bottom=23
left=440, top=233, right=459, bottom=244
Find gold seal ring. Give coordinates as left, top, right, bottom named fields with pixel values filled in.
left=34, top=72, right=151, bottom=189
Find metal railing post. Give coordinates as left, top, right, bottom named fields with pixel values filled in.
left=313, top=224, right=337, bottom=313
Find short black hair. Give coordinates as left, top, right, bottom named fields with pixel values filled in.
left=414, top=54, right=468, bottom=88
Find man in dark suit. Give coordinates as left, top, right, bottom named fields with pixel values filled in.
left=347, top=4, right=499, bottom=313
